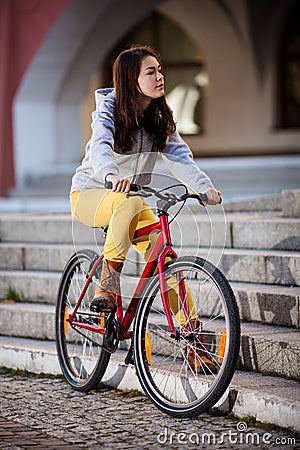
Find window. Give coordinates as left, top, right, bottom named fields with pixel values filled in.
left=279, top=2, right=300, bottom=128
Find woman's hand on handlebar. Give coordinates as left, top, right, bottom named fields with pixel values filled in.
left=201, top=188, right=221, bottom=206
left=105, top=174, right=131, bottom=193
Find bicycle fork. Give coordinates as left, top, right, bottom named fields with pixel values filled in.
left=156, top=243, right=196, bottom=338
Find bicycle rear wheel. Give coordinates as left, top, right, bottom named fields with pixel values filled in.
left=55, top=249, right=111, bottom=391
left=134, top=256, right=240, bottom=417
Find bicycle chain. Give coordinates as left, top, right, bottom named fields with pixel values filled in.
left=69, top=313, right=119, bottom=354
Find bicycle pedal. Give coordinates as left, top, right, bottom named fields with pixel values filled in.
left=90, top=304, right=113, bottom=313
left=124, top=353, right=134, bottom=366
left=124, top=344, right=134, bottom=365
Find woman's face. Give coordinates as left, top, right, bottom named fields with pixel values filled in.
left=137, top=55, right=164, bottom=101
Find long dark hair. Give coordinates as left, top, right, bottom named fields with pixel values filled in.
left=112, top=45, right=176, bottom=151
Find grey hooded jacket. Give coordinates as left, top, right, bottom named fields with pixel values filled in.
left=70, top=88, right=214, bottom=193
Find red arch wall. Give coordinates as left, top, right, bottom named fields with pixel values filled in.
left=0, top=0, right=70, bottom=196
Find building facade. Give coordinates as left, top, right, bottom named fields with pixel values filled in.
left=0, top=0, right=299, bottom=196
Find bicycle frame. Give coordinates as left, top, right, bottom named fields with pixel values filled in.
left=68, top=213, right=193, bottom=341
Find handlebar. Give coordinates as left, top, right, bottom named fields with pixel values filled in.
left=105, top=181, right=222, bottom=205
left=138, top=186, right=209, bottom=204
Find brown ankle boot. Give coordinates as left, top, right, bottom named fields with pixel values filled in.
left=90, top=259, right=123, bottom=312
left=184, top=320, right=217, bottom=373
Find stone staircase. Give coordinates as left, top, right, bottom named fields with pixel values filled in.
left=0, top=191, right=299, bottom=432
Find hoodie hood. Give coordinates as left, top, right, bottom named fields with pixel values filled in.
left=70, top=87, right=214, bottom=194
left=95, top=88, right=115, bottom=109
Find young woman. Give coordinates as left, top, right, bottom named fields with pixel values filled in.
left=70, top=46, right=220, bottom=371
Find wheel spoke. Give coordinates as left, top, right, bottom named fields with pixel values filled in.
left=134, top=256, right=240, bottom=417
left=56, top=250, right=111, bottom=391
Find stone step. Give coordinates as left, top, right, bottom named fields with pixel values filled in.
left=123, top=280, right=300, bottom=329
left=0, top=271, right=299, bottom=328
left=0, top=302, right=299, bottom=380
left=239, top=322, right=300, bottom=380
left=0, top=243, right=139, bottom=276
left=142, top=247, right=300, bottom=286
left=0, top=214, right=103, bottom=245
left=0, top=270, right=61, bottom=303
left=0, top=336, right=298, bottom=432
left=1, top=243, right=299, bottom=287
left=1, top=212, right=299, bottom=250
left=0, top=302, right=55, bottom=340
left=232, top=282, right=300, bottom=328
left=172, top=213, right=300, bottom=250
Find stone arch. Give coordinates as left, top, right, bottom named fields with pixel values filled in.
left=158, top=0, right=255, bottom=146
left=13, top=0, right=163, bottom=189
left=13, top=0, right=253, bottom=189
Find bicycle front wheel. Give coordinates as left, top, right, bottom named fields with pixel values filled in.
left=134, top=256, right=240, bottom=417
left=55, top=249, right=111, bottom=391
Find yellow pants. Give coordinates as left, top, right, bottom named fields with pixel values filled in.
left=70, top=189, right=197, bottom=323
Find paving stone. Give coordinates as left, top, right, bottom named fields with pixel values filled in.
left=0, top=415, right=81, bottom=449
left=0, top=338, right=299, bottom=434
left=0, top=371, right=298, bottom=450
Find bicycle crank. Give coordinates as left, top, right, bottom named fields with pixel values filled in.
left=102, top=309, right=119, bottom=353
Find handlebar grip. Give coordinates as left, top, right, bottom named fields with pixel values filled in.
left=104, top=181, right=113, bottom=189
left=199, top=193, right=208, bottom=203
left=189, top=193, right=222, bottom=204
left=105, top=181, right=140, bottom=192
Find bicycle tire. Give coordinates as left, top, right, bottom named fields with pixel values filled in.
left=133, top=256, right=240, bottom=417
left=55, top=249, right=111, bottom=391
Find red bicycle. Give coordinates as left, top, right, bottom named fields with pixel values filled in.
left=55, top=184, right=240, bottom=418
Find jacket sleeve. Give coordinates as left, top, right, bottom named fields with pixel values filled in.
left=85, top=98, right=119, bottom=182
left=161, top=130, right=214, bottom=192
